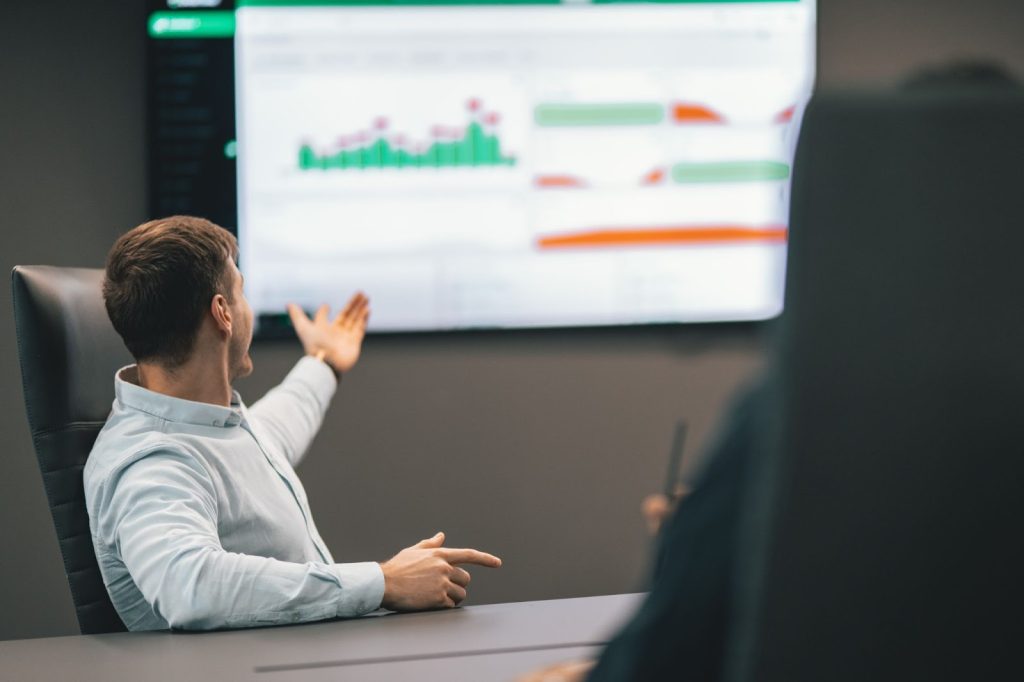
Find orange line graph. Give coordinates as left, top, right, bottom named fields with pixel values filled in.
left=672, top=103, right=726, bottom=124
left=537, top=225, right=788, bottom=249
left=535, top=174, right=587, bottom=188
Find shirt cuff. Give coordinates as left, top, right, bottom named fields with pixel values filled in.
left=332, top=561, right=386, bottom=617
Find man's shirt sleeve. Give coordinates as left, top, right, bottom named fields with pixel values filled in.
left=106, top=448, right=384, bottom=630
left=247, top=356, right=337, bottom=468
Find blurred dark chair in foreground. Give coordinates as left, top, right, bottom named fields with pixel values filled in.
left=729, top=85, right=1024, bottom=680
left=12, top=266, right=129, bottom=634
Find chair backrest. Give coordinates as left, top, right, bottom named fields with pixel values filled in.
left=12, top=266, right=130, bottom=634
left=728, top=88, right=1024, bottom=680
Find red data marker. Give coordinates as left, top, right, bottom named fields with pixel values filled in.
left=467, top=98, right=482, bottom=112
left=374, top=117, right=389, bottom=129
left=642, top=168, right=666, bottom=185
left=484, top=112, right=500, bottom=125
left=775, top=106, right=796, bottom=123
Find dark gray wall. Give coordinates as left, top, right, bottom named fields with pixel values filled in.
left=2, top=0, right=1023, bottom=642
left=1, top=1, right=148, bottom=641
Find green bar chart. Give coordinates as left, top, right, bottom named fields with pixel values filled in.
left=299, top=104, right=516, bottom=171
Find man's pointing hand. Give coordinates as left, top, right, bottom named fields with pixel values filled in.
left=379, top=532, right=502, bottom=611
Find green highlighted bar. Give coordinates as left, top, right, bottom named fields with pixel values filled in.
left=148, top=11, right=235, bottom=39
left=299, top=121, right=516, bottom=171
left=671, top=161, right=790, bottom=184
left=592, top=0, right=799, bottom=4
left=535, top=103, right=664, bottom=127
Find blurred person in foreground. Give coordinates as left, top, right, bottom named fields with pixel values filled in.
left=84, top=216, right=500, bottom=631
left=519, top=58, right=1022, bottom=682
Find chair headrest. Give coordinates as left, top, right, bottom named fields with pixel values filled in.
left=12, top=266, right=132, bottom=435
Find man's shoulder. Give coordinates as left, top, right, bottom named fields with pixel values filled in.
left=85, top=406, right=196, bottom=494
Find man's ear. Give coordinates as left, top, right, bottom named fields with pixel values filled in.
left=210, top=294, right=233, bottom=335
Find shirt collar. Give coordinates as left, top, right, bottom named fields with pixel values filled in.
left=114, top=365, right=245, bottom=428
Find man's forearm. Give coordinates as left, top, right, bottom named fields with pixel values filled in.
left=247, top=356, right=338, bottom=467
left=144, top=550, right=383, bottom=630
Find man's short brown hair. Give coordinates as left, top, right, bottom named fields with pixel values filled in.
left=103, top=216, right=239, bottom=368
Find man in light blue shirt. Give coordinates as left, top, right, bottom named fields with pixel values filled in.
left=85, top=216, right=501, bottom=631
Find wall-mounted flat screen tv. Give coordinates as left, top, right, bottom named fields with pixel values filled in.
left=147, top=0, right=817, bottom=332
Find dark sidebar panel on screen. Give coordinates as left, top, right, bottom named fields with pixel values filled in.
left=146, top=0, right=238, bottom=234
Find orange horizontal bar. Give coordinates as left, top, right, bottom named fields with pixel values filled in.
left=535, top=175, right=586, bottom=188
left=672, top=103, right=725, bottom=124
left=537, top=226, right=788, bottom=249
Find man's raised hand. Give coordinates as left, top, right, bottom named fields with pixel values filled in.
left=379, top=532, right=502, bottom=612
left=287, top=292, right=370, bottom=374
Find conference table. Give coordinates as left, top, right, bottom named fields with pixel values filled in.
left=0, top=593, right=641, bottom=681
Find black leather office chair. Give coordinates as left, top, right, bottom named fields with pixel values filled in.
left=12, top=266, right=130, bottom=634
